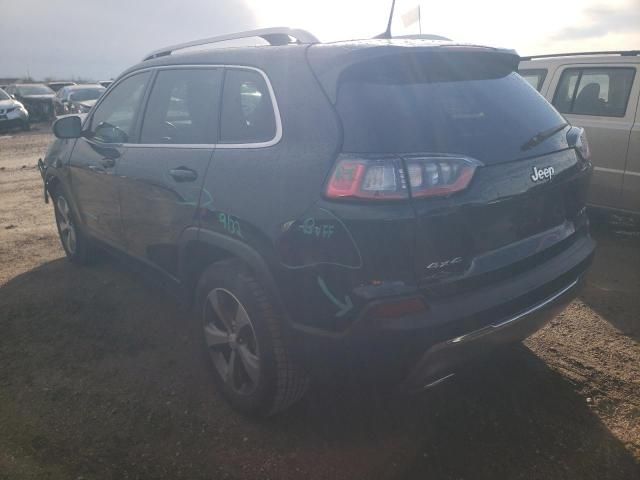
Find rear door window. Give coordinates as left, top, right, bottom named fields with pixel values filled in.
left=552, top=67, right=636, bottom=117
left=519, top=68, right=547, bottom=91
left=140, top=68, right=223, bottom=144
left=219, top=69, right=277, bottom=144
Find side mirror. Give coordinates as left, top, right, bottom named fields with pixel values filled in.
left=53, top=115, right=83, bottom=139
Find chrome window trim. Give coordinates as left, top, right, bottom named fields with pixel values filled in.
left=90, top=64, right=282, bottom=150
left=594, top=166, right=640, bottom=177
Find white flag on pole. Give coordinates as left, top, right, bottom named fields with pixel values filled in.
left=402, top=5, right=420, bottom=27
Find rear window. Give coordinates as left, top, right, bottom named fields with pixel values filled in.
left=69, top=88, right=105, bottom=102
left=519, top=68, right=547, bottom=91
left=17, top=85, right=54, bottom=95
left=335, top=54, right=566, bottom=163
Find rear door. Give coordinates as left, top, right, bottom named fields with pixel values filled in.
left=69, top=71, right=151, bottom=248
left=116, top=67, right=222, bottom=277
left=549, top=65, right=638, bottom=209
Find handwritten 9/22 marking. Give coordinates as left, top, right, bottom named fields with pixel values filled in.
left=218, top=212, right=243, bottom=238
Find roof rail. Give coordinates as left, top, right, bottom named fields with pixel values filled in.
left=521, top=50, right=640, bottom=61
left=143, top=27, right=319, bottom=61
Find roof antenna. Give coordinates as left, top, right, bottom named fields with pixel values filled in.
left=374, top=0, right=396, bottom=39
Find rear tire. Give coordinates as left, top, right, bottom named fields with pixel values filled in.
left=196, top=259, right=308, bottom=416
left=52, top=189, right=92, bottom=265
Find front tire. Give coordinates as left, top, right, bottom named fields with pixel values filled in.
left=196, top=259, right=308, bottom=416
left=53, top=191, right=92, bottom=265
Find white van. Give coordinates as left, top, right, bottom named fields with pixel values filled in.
left=519, top=51, right=640, bottom=215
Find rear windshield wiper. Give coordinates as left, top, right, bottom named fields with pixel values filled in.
left=520, top=122, right=568, bottom=151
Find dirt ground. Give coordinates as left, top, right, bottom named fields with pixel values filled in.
left=0, top=126, right=639, bottom=480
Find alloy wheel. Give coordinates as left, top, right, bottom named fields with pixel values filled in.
left=203, top=288, right=261, bottom=395
left=56, top=196, right=77, bottom=255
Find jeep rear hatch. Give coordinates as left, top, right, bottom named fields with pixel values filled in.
left=311, top=43, right=591, bottom=293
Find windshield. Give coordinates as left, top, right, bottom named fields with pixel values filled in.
left=70, top=88, right=105, bottom=102
left=335, top=56, right=566, bottom=163
left=17, top=85, right=54, bottom=96
left=0, top=89, right=9, bottom=101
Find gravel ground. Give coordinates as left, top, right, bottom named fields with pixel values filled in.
left=0, top=127, right=638, bottom=479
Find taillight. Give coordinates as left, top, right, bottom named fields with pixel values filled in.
left=404, top=156, right=480, bottom=198
left=325, top=155, right=480, bottom=201
left=325, top=156, right=409, bottom=200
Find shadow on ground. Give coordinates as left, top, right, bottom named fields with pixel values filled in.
left=582, top=222, right=640, bottom=341
left=0, top=255, right=638, bottom=479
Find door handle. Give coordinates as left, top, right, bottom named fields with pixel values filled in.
left=101, top=157, right=116, bottom=168
left=168, top=167, right=198, bottom=182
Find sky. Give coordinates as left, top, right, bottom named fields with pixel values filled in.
left=1, top=0, right=639, bottom=81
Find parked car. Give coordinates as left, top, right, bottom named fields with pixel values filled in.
left=48, top=81, right=76, bottom=92
left=39, top=28, right=595, bottom=416
left=4, top=83, right=55, bottom=121
left=98, top=80, right=113, bottom=88
left=519, top=51, right=640, bottom=215
left=53, top=84, right=105, bottom=116
left=0, top=87, right=29, bottom=131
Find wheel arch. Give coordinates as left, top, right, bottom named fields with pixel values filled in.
left=179, top=227, right=283, bottom=310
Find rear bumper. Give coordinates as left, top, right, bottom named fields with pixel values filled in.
left=23, top=101, right=53, bottom=120
left=293, top=231, right=595, bottom=385
left=400, top=275, right=581, bottom=391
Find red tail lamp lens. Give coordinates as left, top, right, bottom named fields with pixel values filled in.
left=325, top=156, right=409, bottom=200
left=405, top=156, right=480, bottom=198
left=325, top=155, right=479, bottom=201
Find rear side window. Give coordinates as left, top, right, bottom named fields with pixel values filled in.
left=553, top=67, right=636, bottom=117
left=89, top=72, right=150, bottom=143
left=519, top=68, right=547, bottom=91
left=140, top=68, right=223, bottom=144
left=220, top=69, right=276, bottom=144
left=334, top=54, right=566, bottom=163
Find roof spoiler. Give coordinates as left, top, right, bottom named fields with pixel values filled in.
left=308, top=45, right=520, bottom=103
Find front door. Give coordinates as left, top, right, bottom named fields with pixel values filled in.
left=116, top=67, right=222, bottom=277
left=69, top=71, right=151, bottom=248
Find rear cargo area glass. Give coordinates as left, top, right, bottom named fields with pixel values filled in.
left=335, top=55, right=566, bottom=163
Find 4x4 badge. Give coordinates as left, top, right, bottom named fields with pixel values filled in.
left=531, top=166, right=554, bottom=182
